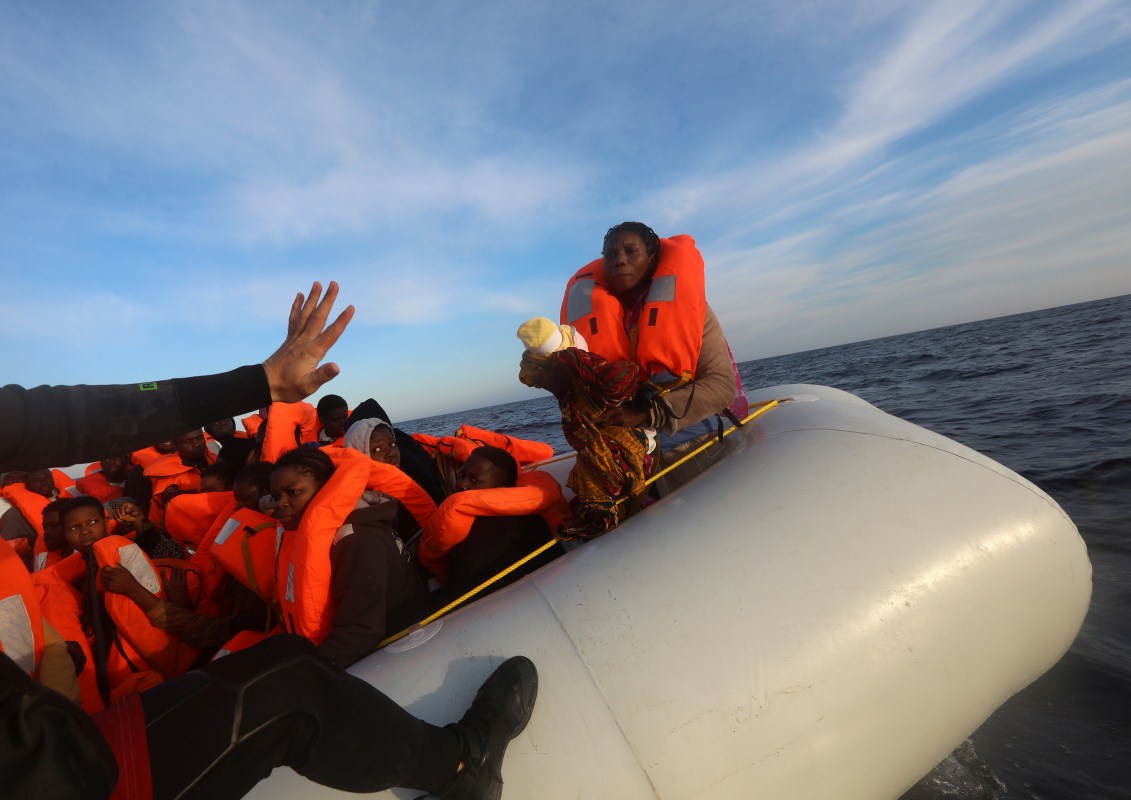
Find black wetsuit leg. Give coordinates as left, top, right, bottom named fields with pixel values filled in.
left=141, top=634, right=460, bottom=800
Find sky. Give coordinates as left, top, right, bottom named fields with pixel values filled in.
left=2, top=0, right=1130, bottom=422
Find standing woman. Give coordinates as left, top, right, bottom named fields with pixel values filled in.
left=561, top=222, right=748, bottom=456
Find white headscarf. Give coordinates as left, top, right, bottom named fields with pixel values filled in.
left=344, top=417, right=393, bottom=456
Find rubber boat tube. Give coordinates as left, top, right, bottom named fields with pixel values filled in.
left=247, top=384, right=1091, bottom=799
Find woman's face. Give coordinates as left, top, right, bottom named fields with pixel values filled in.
left=271, top=466, right=324, bottom=531
left=603, top=231, right=656, bottom=297
left=368, top=428, right=401, bottom=468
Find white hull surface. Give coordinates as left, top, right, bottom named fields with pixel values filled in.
left=247, top=384, right=1091, bottom=799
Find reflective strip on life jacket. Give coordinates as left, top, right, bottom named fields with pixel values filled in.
left=92, top=536, right=198, bottom=680
left=417, top=470, right=568, bottom=585
left=210, top=506, right=280, bottom=601
left=0, top=543, right=43, bottom=676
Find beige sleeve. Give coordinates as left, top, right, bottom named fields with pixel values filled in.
left=651, top=306, right=738, bottom=435
left=36, top=621, right=82, bottom=704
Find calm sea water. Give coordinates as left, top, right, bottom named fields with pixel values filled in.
left=403, top=293, right=1131, bottom=799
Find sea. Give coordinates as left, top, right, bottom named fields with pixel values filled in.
left=402, top=293, right=1131, bottom=800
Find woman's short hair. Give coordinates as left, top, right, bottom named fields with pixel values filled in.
left=602, top=221, right=660, bottom=257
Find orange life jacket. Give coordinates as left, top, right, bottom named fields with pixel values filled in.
left=260, top=401, right=321, bottom=462
left=240, top=412, right=266, bottom=436
left=32, top=554, right=104, bottom=713
left=417, top=470, right=569, bottom=584
left=75, top=470, right=125, bottom=503
left=0, top=542, right=44, bottom=677
left=322, top=446, right=438, bottom=528
left=210, top=505, right=281, bottom=602
left=561, top=234, right=706, bottom=389
left=164, top=491, right=234, bottom=549
left=275, top=456, right=370, bottom=644
left=2, top=481, right=72, bottom=572
left=144, top=452, right=217, bottom=524
left=453, top=425, right=555, bottom=466
left=412, top=432, right=478, bottom=463
left=92, top=536, right=199, bottom=682
left=130, top=446, right=167, bottom=469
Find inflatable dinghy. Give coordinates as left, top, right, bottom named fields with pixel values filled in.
left=248, top=384, right=1091, bottom=799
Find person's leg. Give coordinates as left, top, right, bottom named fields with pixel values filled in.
left=141, top=634, right=538, bottom=800
left=142, top=634, right=460, bottom=799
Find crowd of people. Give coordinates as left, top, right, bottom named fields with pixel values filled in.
left=1, top=223, right=748, bottom=799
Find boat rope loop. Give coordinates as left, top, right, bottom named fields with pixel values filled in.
left=375, top=399, right=782, bottom=651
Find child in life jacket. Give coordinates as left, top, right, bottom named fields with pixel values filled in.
left=517, top=316, right=654, bottom=539
left=98, top=463, right=274, bottom=659
left=271, top=447, right=429, bottom=667
left=343, top=416, right=439, bottom=539
left=419, top=445, right=562, bottom=601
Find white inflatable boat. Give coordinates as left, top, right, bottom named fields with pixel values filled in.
left=248, top=384, right=1092, bottom=799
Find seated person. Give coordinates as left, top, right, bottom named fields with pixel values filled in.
left=58, top=496, right=197, bottom=694
left=199, top=460, right=238, bottom=493
left=418, top=446, right=565, bottom=598
left=271, top=448, right=430, bottom=667
left=1, top=468, right=69, bottom=569
left=316, top=394, right=350, bottom=445
left=75, top=453, right=133, bottom=503
left=143, top=428, right=217, bottom=523
left=343, top=416, right=438, bottom=538
left=204, top=417, right=256, bottom=470
left=36, top=498, right=72, bottom=570
left=112, top=498, right=187, bottom=560
left=346, top=398, right=447, bottom=504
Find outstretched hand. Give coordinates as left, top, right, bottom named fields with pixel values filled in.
left=263, top=281, right=355, bottom=402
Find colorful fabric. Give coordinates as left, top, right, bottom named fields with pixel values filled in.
left=519, top=348, right=647, bottom=539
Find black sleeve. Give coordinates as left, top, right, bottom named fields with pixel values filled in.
left=316, top=532, right=394, bottom=668
left=0, top=365, right=271, bottom=471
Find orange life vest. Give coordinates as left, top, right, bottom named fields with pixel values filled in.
left=275, top=456, right=370, bottom=644
left=260, top=401, right=321, bottom=462
left=92, top=535, right=199, bottom=681
left=453, top=425, right=555, bottom=466
left=186, top=497, right=239, bottom=618
left=210, top=505, right=281, bottom=602
left=417, top=470, right=569, bottom=584
left=131, top=446, right=167, bottom=469
left=164, top=491, right=234, bottom=549
left=322, top=446, right=438, bottom=528
left=0, top=542, right=44, bottom=677
left=2, top=481, right=72, bottom=572
left=412, top=432, right=478, bottom=463
left=240, top=412, right=266, bottom=436
left=32, top=554, right=104, bottom=713
left=561, top=234, right=706, bottom=389
left=75, top=470, right=125, bottom=503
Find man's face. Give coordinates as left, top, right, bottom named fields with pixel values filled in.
left=320, top=407, right=350, bottom=441
left=42, top=510, right=67, bottom=552
left=176, top=430, right=208, bottom=463
left=25, top=470, right=56, bottom=498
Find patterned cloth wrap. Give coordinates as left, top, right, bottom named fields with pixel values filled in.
left=519, top=348, right=647, bottom=539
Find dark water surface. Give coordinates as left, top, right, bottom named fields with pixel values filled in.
left=403, top=294, right=1131, bottom=799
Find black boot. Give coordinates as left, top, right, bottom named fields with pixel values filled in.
left=437, top=656, right=538, bottom=799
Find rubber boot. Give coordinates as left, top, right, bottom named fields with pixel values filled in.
left=436, top=656, right=539, bottom=800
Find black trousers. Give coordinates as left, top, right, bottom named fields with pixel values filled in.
left=142, top=634, right=460, bottom=800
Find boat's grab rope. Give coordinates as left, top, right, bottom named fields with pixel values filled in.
left=376, top=398, right=782, bottom=650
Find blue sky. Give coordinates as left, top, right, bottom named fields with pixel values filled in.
left=2, top=1, right=1130, bottom=421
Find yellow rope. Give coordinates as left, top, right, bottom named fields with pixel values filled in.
left=377, top=539, right=559, bottom=649
left=375, top=398, right=783, bottom=651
